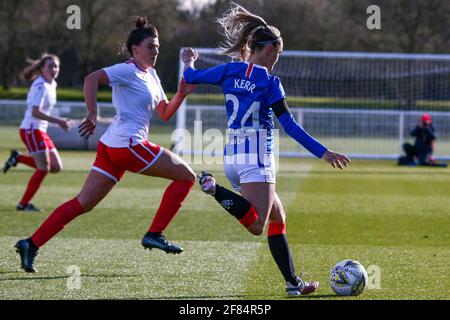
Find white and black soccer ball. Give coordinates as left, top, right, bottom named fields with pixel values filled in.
left=330, top=260, right=368, bottom=296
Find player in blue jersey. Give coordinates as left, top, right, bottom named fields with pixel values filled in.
left=182, top=4, right=350, bottom=296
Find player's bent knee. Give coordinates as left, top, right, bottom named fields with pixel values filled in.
left=50, top=166, right=62, bottom=173
left=178, top=168, right=196, bottom=183
left=184, top=166, right=196, bottom=180
left=37, top=166, right=50, bottom=173
left=187, top=171, right=196, bottom=183
left=75, top=196, right=96, bottom=213
left=79, top=203, right=94, bottom=213
left=249, top=227, right=264, bottom=236
left=247, top=222, right=265, bottom=236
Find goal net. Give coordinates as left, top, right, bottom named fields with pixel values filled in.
left=175, top=49, right=450, bottom=160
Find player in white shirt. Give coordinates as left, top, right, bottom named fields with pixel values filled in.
left=15, top=17, right=197, bottom=273
left=3, top=54, right=71, bottom=212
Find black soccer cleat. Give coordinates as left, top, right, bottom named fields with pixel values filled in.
left=15, top=239, right=39, bottom=273
left=141, top=232, right=183, bottom=254
left=3, top=150, right=19, bottom=174
left=17, top=203, right=43, bottom=212
left=197, top=171, right=216, bottom=195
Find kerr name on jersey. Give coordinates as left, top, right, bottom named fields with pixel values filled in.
left=234, top=78, right=256, bottom=93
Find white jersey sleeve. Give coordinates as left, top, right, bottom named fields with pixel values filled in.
left=103, top=63, right=134, bottom=86
left=28, top=80, right=46, bottom=109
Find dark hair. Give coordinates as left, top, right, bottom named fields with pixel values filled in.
left=122, top=16, right=158, bottom=56
left=22, top=53, right=60, bottom=82
left=217, top=4, right=281, bottom=59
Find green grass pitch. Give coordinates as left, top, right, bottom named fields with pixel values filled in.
left=0, top=125, right=449, bottom=300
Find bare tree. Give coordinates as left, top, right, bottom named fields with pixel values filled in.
left=0, top=0, right=32, bottom=89
left=3, top=0, right=450, bottom=91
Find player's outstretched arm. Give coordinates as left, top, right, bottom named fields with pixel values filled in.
left=31, top=107, right=71, bottom=131
left=272, top=98, right=326, bottom=157
left=156, top=78, right=196, bottom=121
left=181, top=47, right=228, bottom=85
left=272, top=98, right=350, bottom=169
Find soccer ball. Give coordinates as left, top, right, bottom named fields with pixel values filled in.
left=330, top=260, right=368, bottom=296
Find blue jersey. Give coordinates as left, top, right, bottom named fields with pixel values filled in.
left=184, top=61, right=327, bottom=160
left=184, top=62, right=285, bottom=131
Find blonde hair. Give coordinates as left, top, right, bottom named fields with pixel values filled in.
left=22, top=53, right=60, bottom=82
left=217, top=3, right=281, bottom=59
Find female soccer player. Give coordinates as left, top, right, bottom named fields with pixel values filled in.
left=3, top=54, right=71, bottom=212
left=15, top=17, right=196, bottom=272
left=182, top=4, right=351, bottom=296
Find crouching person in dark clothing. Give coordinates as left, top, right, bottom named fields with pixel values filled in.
left=400, top=113, right=439, bottom=166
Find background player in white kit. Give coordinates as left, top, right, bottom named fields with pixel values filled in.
left=14, top=17, right=196, bottom=272
left=3, top=54, right=71, bottom=212
left=182, top=4, right=350, bottom=296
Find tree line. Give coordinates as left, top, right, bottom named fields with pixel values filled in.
left=1, top=0, right=450, bottom=92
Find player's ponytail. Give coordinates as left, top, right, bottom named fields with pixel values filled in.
left=22, top=53, right=60, bottom=82
left=120, top=16, right=158, bottom=56
left=217, top=3, right=282, bottom=59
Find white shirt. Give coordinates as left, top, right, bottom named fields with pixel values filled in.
left=20, top=76, right=57, bottom=132
left=100, top=59, right=167, bottom=147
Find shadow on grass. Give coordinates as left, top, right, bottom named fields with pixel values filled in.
left=0, top=274, right=141, bottom=282
left=146, top=294, right=275, bottom=300
left=0, top=271, right=21, bottom=275
left=144, top=293, right=340, bottom=300
left=284, top=169, right=449, bottom=176
left=287, top=294, right=340, bottom=299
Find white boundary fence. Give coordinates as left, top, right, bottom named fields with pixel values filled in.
left=0, top=99, right=114, bottom=120
left=1, top=100, right=449, bottom=159
left=176, top=48, right=450, bottom=160
left=0, top=100, right=116, bottom=150
left=175, top=104, right=450, bottom=160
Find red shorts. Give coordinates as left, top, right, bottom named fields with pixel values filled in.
left=92, top=141, right=164, bottom=183
left=20, top=129, right=56, bottom=154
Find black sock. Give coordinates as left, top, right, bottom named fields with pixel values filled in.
left=268, top=234, right=298, bottom=285
left=213, top=185, right=252, bottom=220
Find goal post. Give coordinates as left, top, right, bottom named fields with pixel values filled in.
left=177, top=49, right=450, bottom=160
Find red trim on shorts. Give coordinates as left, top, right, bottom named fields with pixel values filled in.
left=92, top=141, right=162, bottom=183
left=268, top=222, right=286, bottom=236
left=20, top=129, right=56, bottom=154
